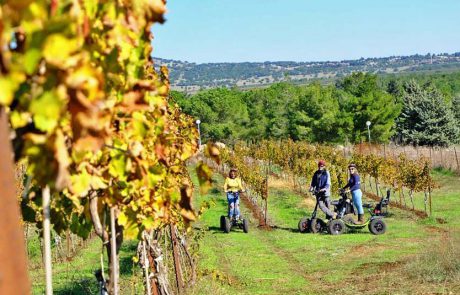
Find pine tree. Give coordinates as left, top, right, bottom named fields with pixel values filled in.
left=396, top=80, right=459, bottom=146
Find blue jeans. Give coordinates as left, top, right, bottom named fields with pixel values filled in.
left=227, top=192, right=240, bottom=219
left=351, top=189, right=364, bottom=214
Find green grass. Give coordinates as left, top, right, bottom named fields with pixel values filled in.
left=188, top=170, right=460, bottom=295
left=28, top=233, right=143, bottom=294
left=27, top=168, right=460, bottom=294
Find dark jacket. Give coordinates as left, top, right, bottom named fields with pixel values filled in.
left=344, top=174, right=361, bottom=192
left=310, top=170, right=331, bottom=196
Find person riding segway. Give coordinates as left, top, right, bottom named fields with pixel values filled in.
left=309, top=160, right=336, bottom=220
left=342, top=163, right=364, bottom=224
left=221, top=168, right=249, bottom=233
left=298, top=160, right=337, bottom=233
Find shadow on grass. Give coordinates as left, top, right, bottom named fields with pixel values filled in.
left=119, top=240, right=138, bottom=276
left=54, top=278, right=99, bottom=295
left=270, top=225, right=298, bottom=233
left=207, top=225, right=229, bottom=234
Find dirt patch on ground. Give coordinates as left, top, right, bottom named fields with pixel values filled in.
left=239, top=192, right=268, bottom=228
left=425, top=225, right=449, bottom=234
left=353, top=260, right=404, bottom=275
left=349, top=243, right=386, bottom=256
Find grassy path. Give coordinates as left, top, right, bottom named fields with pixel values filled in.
left=189, top=171, right=460, bottom=295
left=29, top=237, right=143, bottom=294
left=27, top=168, right=460, bottom=294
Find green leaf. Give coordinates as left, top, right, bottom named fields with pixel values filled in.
left=10, top=111, right=31, bottom=129
left=29, top=91, right=63, bottom=132
left=109, top=153, right=127, bottom=180
left=70, top=169, right=91, bottom=196
left=118, top=211, right=128, bottom=226
left=43, top=34, right=79, bottom=68
left=148, top=165, right=166, bottom=186
left=24, top=49, right=42, bottom=75
left=0, top=73, right=25, bottom=105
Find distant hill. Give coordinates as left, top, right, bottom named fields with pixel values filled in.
left=153, top=52, right=460, bottom=92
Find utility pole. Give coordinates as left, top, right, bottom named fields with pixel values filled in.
left=366, top=121, right=371, bottom=143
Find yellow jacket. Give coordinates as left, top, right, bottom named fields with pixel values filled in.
left=224, top=177, right=244, bottom=192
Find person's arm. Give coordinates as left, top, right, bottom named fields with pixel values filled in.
left=309, top=172, right=317, bottom=191
left=224, top=178, right=229, bottom=192
left=325, top=171, right=331, bottom=189
left=343, top=175, right=354, bottom=190
left=237, top=178, right=244, bottom=192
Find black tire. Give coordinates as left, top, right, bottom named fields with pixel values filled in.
left=242, top=219, right=249, bottom=233
left=223, top=217, right=231, bottom=233
left=368, top=218, right=386, bottom=235
left=298, top=217, right=310, bottom=233
left=328, top=219, right=345, bottom=235
left=310, top=218, right=324, bottom=233
left=220, top=215, right=226, bottom=230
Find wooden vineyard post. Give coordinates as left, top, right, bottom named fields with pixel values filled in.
left=424, top=191, right=428, bottom=214
left=43, top=186, right=53, bottom=295
left=66, top=229, right=71, bottom=258
left=0, top=108, right=31, bottom=295
left=142, top=240, right=152, bottom=295
left=440, top=148, right=443, bottom=168
left=429, top=184, right=432, bottom=217
left=454, top=146, right=460, bottom=173
left=265, top=157, right=270, bottom=226
left=110, top=207, right=120, bottom=295
left=429, top=147, right=433, bottom=167
left=170, top=224, right=184, bottom=294
left=264, top=178, right=269, bottom=226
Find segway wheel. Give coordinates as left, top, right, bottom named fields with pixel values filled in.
left=223, top=217, right=231, bottom=233
left=368, top=218, right=386, bottom=235
left=242, top=219, right=249, bottom=233
left=328, top=219, right=345, bottom=235
left=310, top=218, right=324, bottom=233
left=220, top=215, right=226, bottom=230
left=298, top=217, right=310, bottom=233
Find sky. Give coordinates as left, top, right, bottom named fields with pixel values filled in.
left=151, top=0, right=460, bottom=63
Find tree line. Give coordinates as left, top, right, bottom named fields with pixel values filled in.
left=172, top=72, right=460, bottom=146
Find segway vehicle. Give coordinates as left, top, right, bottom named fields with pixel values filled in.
left=220, top=191, right=249, bottom=234
left=299, top=189, right=388, bottom=235
left=298, top=190, right=329, bottom=233
left=327, top=189, right=388, bottom=236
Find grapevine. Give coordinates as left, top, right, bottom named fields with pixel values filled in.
left=1, top=1, right=210, bottom=293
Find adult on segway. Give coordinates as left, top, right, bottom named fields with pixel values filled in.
left=342, top=163, right=364, bottom=224
left=224, top=168, right=244, bottom=220
left=309, top=160, right=336, bottom=220
left=221, top=168, right=249, bottom=233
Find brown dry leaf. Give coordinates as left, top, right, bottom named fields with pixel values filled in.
left=74, top=135, right=104, bottom=152
left=205, top=142, right=221, bottom=165
left=179, top=179, right=195, bottom=223
left=144, top=0, right=167, bottom=24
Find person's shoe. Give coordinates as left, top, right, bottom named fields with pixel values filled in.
left=332, top=212, right=338, bottom=219
left=357, top=214, right=365, bottom=224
